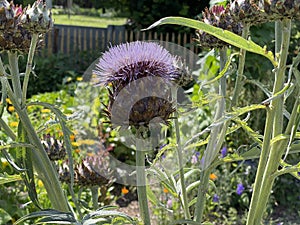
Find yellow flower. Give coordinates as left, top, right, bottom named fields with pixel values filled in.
left=6, top=98, right=12, bottom=104
left=7, top=105, right=15, bottom=113
left=76, top=77, right=83, bottom=81
left=209, top=173, right=218, bottom=181
left=37, top=180, right=44, bottom=188
left=74, top=149, right=81, bottom=154
left=2, top=161, right=9, bottom=169
left=9, top=121, right=18, bottom=127
left=122, top=187, right=129, bottom=195
left=76, top=139, right=95, bottom=146
left=41, top=108, right=51, bottom=113
left=72, top=142, right=79, bottom=147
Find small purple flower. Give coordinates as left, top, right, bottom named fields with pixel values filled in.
left=166, top=199, right=173, bottom=208
left=191, top=151, right=200, bottom=164
left=221, top=146, right=227, bottom=158
left=236, top=183, right=245, bottom=195
left=191, top=155, right=198, bottom=164
left=212, top=194, right=219, bottom=202
left=298, top=171, right=300, bottom=176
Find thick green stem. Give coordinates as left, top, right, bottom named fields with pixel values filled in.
left=246, top=19, right=291, bottom=225
left=0, top=117, right=16, bottom=140
left=8, top=52, right=22, bottom=104
left=22, top=33, right=39, bottom=106
left=136, top=136, right=151, bottom=225
left=231, top=24, right=250, bottom=107
left=5, top=79, right=70, bottom=212
left=172, top=87, right=191, bottom=220
left=194, top=48, right=227, bottom=222
left=91, top=186, right=99, bottom=210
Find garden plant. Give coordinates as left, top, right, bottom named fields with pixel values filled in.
left=0, top=0, right=300, bottom=224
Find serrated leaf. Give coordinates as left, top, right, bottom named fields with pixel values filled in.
left=144, top=17, right=277, bottom=66
left=14, top=209, right=76, bottom=224
left=0, top=173, right=22, bottom=185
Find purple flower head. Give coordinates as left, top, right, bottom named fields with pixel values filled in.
left=221, top=146, right=227, bottom=158
left=236, top=183, right=245, bottom=195
left=211, top=5, right=225, bottom=16
left=94, top=41, right=183, bottom=93
left=93, top=41, right=189, bottom=129
left=212, top=194, right=219, bottom=202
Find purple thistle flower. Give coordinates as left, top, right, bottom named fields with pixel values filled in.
left=221, top=146, right=227, bottom=158
left=212, top=194, right=219, bottom=202
left=93, top=41, right=182, bottom=92
left=236, top=183, right=245, bottom=195
left=93, top=41, right=189, bottom=129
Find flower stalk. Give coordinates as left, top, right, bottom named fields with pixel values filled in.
left=22, top=33, right=39, bottom=106
left=194, top=48, right=227, bottom=222
left=231, top=23, right=250, bottom=107
left=136, top=131, right=151, bottom=225
left=172, top=87, right=191, bottom=220
left=246, top=18, right=292, bottom=225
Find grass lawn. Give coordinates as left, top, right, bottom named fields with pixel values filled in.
left=52, top=14, right=127, bottom=28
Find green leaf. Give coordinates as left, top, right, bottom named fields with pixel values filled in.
left=82, top=209, right=135, bottom=224
left=14, top=209, right=76, bottom=224
left=201, top=52, right=239, bottom=88
left=147, top=168, right=178, bottom=197
left=0, top=208, right=12, bottom=224
left=146, top=185, right=160, bottom=206
left=144, top=17, right=277, bottom=66
left=0, top=173, right=22, bottom=185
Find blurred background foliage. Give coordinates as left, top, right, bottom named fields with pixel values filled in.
left=1, top=1, right=300, bottom=224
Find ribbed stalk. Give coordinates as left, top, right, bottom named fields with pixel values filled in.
left=22, top=33, right=39, bottom=106
left=172, top=87, right=191, bottom=220
left=136, top=134, right=151, bottom=225
left=5, top=78, right=70, bottom=212
left=194, top=48, right=227, bottom=222
left=231, top=23, right=250, bottom=107
left=246, top=18, right=291, bottom=225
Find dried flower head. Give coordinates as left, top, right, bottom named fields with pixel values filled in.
left=260, top=0, right=300, bottom=21
left=196, top=5, right=243, bottom=48
left=59, top=150, right=113, bottom=186
left=41, top=134, right=66, bottom=161
left=229, top=0, right=268, bottom=25
left=94, top=41, right=189, bottom=129
left=20, top=0, right=53, bottom=33
left=0, top=0, right=52, bottom=52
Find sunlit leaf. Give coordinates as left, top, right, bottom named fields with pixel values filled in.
left=144, top=17, right=277, bottom=66
left=0, top=173, right=22, bottom=185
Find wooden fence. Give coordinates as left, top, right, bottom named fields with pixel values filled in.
left=42, top=24, right=201, bottom=56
